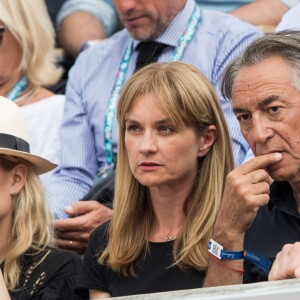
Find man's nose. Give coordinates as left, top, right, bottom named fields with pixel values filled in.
left=115, top=0, right=136, bottom=13
left=250, top=117, right=274, bottom=145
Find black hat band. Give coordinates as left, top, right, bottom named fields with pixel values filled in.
left=0, top=133, right=30, bottom=152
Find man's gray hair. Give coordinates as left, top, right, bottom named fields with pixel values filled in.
left=222, top=30, right=300, bottom=100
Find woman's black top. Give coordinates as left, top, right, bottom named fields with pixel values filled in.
left=75, top=223, right=205, bottom=298
left=1, top=247, right=86, bottom=300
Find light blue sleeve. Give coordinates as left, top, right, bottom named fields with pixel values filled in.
left=210, top=20, right=261, bottom=164
left=280, top=0, right=300, bottom=7
left=47, top=52, right=100, bottom=219
left=56, top=0, right=118, bottom=37
left=195, top=0, right=252, bottom=12
left=195, top=0, right=300, bottom=10
left=276, top=3, right=300, bottom=30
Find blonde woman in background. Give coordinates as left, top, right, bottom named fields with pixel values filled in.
left=0, top=0, right=64, bottom=177
left=75, top=62, right=235, bottom=298
left=0, top=97, right=84, bottom=300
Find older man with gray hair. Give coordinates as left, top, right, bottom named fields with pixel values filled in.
left=204, top=30, right=300, bottom=286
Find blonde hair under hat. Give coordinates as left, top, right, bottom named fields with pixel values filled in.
left=0, top=96, right=57, bottom=174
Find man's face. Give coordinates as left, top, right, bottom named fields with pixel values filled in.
left=232, top=55, right=300, bottom=184
left=114, top=0, right=185, bottom=41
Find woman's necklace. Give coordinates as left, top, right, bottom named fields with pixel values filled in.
left=6, top=76, right=28, bottom=101
left=155, top=234, right=177, bottom=242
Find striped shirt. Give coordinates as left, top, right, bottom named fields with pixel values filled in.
left=196, top=0, right=300, bottom=12
left=48, top=0, right=262, bottom=219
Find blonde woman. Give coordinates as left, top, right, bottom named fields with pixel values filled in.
left=0, top=97, right=84, bottom=300
left=75, top=62, right=235, bottom=298
left=0, top=0, right=64, bottom=170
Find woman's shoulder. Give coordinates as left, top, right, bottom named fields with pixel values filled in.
left=16, top=247, right=83, bottom=299
left=45, top=247, right=82, bottom=269
left=21, top=247, right=82, bottom=279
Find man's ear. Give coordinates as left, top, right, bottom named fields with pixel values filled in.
left=197, top=125, right=217, bottom=158
left=10, top=164, right=27, bottom=195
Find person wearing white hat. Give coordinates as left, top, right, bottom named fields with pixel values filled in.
left=0, top=0, right=65, bottom=175
left=0, top=97, right=85, bottom=299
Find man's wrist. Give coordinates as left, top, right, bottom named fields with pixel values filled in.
left=208, top=238, right=272, bottom=273
left=212, top=225, right=245, bottom=251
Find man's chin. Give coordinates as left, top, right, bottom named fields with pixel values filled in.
left=127, top=27, right=158, bottom=41
left=266, top=166, right=289, bottom=182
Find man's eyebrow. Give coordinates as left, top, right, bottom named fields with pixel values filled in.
left=233, top=107, right=248, bottom=114
left=232, top=95, right=280, bottom=114
left=258, top=95, right=279, bottom=109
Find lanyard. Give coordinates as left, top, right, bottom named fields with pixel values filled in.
left=6, top=77, right=28, bottom=101
left=103, top=4, right=201, bottom=167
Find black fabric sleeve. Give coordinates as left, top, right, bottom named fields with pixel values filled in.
left=10, top=249, right=86, bottom=300
left=75, top=223, right=110, bottom=297
left=34, top=250, right=86, bottom=300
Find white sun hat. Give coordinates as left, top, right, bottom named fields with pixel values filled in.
left=0, top=96, right=57, bottom=174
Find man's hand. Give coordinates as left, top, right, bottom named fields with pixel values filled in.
left=269, top=242, right=300, bottom=281
left=230, top=0, right=289, bottom=26
left=55, top=201, right=112, bottom=254
left=213, top=152, right=282, bottom=242
left=58, top=12, right=106, bottom=57
left=204, top=153, right=282, bottom=287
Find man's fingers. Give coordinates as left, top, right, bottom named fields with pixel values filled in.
left=55, top=215, right=85, bottom=232
left=269, top=243, right=300, bottom=280
left=239, top=152, right=282, bottom=175
left=56, top=238, right=87, bottom=254
left=268, top=249, right=290, bottom=280
left=250, top=181, right=270, bottom=195
left=268, top=260, right=279, bottom=281
left=294, top=267, right=300, bottom=278
left=65, top=200, right=104, bottom=216
left=226, top=166, right=273, bottom=192
left=55, top=228, right=90, bottom=241
left=248, top=193, right=270, bottom=209
left=247, top=168, right=273, bottom=185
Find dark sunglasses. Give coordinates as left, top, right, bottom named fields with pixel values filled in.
left=0, top=25, right=5, bottom=46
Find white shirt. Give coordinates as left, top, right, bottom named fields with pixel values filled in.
left=276, top=3, right=300, bottom=31
left=21, top=94, right=65, bottom=184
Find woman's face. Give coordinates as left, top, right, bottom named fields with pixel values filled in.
left=0, top=22, right=23, bottom=87
left=125, top=93, right=208, bottom=191
left=0, top=164, right=14, bottom=222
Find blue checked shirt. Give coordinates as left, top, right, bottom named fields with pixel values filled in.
left=48, top=0, right=262, bottom=219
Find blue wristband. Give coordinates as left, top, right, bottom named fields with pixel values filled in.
left=244, top=250, right=272, bottom=273
left=208, top=239, right=272, bottom=273
left=208, top=239, right=244, bottom=260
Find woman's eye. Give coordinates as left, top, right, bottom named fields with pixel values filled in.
left=127, top=125, right=141, bottom=132
left=159, top=125, right=174, bottom=133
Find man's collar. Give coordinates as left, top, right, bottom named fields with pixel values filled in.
left=133, top=0, right=196, bottom=50
left=269, top=181, right=300, bottom=218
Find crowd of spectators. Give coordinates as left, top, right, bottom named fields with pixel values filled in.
left=0, top=0, right=300, bottom=298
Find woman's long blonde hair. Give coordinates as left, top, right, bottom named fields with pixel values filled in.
left=100, top=62, right=235, bottom=276
left=0, top=155, right=55, bottom=290
left=0, top=0, right=62, bottom=96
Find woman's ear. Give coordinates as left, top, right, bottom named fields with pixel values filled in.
left=197, top=125, right=217, bottom=157
left=10, top=164, right=27, bottom=195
